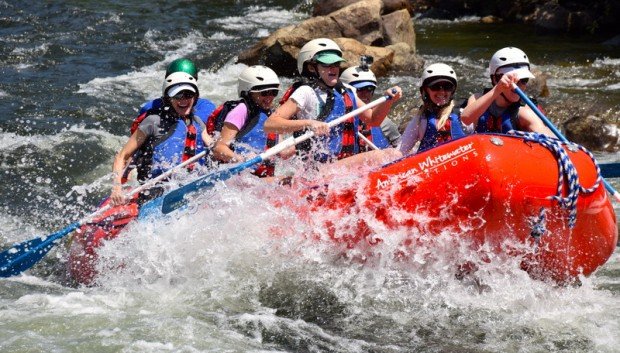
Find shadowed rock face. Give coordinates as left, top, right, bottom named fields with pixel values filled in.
left=411, top=0, right=620, bottom=37
left=237, top=0, right=423, bottom=78
left=563, top=115, right=620, bottom=152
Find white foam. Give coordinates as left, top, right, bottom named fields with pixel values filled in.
left=10, top=43, right=49, bottom=56
left=78, top=30, right=207, bottom=102
left=592, top=57, right=620, bottom=67
left=0, top=125, right=123, bottom=153
left=208, top=31, right=234, bottom=40
left=416, top=15, right=482, bottom=25
left=208, top=6, right=299, bottom=32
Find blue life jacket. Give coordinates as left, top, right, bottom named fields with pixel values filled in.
left=233, top=110, right=271, bottom=155
left=150, top=113, right=208, bottom=179
left=418, top=111, right=466, bottom=153
left=474, top=97, right=521, bottom=134
left=293, top=86, right=360, bottom=163
left=370, top=126, right=390, bottom=149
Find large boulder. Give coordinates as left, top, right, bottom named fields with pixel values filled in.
left=382, top=9, right=415, bottom=46
left=237, top=0, right=422, bottom=77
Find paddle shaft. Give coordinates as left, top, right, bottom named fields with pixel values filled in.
left=87, top=150, right=208, bottom=222
left=512, top=84, right=620, bottom=202
left=357, top=131, right=380, bottom=150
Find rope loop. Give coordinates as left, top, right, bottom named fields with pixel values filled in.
left=507, top=131, right=602, bottom=228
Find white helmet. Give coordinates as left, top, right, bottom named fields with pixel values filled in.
left=297, top=38, right=343, bottom=76
left=238, top=65, right=280, bottom=97
left=340, top=66, right=377, bottom=87
left=489, top=47, right=530, bottom=75
left=162, top=71, right=199, bottom=98
left=420, top=63, right=457, bottom=88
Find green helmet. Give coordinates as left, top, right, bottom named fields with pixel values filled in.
left=165, top=58, right=198, bottom=80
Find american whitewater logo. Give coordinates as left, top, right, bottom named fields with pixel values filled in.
left=376, top=142, right=478, bottom=189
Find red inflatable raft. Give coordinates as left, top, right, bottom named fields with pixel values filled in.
left=67, top=195, right=139, bottom=285
left=299, top=134, right=617, bottom=283
left=68, top=134, right=617, bottom=285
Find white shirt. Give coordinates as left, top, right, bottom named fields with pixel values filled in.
left=289, top=85, right=329, bottom=120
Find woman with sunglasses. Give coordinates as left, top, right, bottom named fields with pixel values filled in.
left=264, top=38, right=402, bottom=165
left=400, top=63, right=467, bottom=155
left=110, top=72, right=208, bottom=205
left=135, top=58, right=216, bottom=137
left=460, top=47, right=554, bottom=136
left=212, top=65, right=282, bottom=177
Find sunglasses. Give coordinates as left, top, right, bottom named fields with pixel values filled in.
left=357, top=86, right=375, bottom=94
left=427, top=82, right=455, bottom=92
left=257, top=89, right=279, bottom=97
left=317, top=63, right=341, bottom=69
left=171, top=91, right=196, bottom=100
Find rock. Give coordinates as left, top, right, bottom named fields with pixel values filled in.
left=313, top=0, right=364, bottom=17
left=480, top=15, right=502, bottom=24
left=524, top=2, right=594, bottom=34
left=237, top=0, right=422, bottom=78
left=603, top=34, right=620, bottom=46
left=525, top=2, right=570, bottom=32
left=386, top=42, right=424, bottom=73
left=313, top=0, right=412, bottom=16
left=331, top=0, right=384, bottom=45
left=383, top=0, right=413, bottom=15
left=382, top=9, right=416, bottom=47
left=562, top=115, right=620, bottom=152
left=528, top=68, right=549, bottom=98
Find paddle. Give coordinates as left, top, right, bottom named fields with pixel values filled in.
left=0, top=150, right=208, bottom=277
left=139, top=92, right=396, bottom=217
left=357, top=131, right=380, bottom=151
left=513, top=84, right=620, bottom=202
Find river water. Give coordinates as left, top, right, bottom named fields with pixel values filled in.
left=1, top=1, right=619, bottom=352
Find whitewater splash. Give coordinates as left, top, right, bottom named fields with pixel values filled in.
left=51, top=169, right=618, bottom=352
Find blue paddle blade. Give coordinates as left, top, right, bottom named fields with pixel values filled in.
left=0, top=222, right=80, bottom=277
left=600, top=163, right=620, bottom=179
left=139, top=157, right=263, bottom=218
left=160, top=177, right=219, bottom=214
left=137, top=194, right=165, bottom=219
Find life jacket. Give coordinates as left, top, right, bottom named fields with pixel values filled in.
left=475, top=102, right=521, bottom=134
left=281, top=81, right=359, bottom=162
left=472, top=88, right=530, bottom=134
left=206, top=99, right=278, bottom=177
left=418, top=109, right=466, bottom=152
left=358, top=124, right=390, bottom=152
left=129, top=106, right=208, bottom=182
